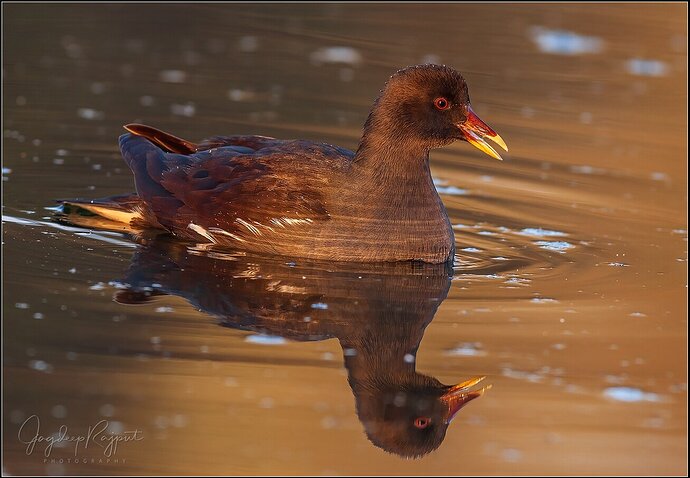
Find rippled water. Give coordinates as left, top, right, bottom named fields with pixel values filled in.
left=3, top=4, right=687, bottom=475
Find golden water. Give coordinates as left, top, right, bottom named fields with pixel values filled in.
left=3, top=3, right=687, bottom=475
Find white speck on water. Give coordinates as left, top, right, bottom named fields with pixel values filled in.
left=452, top=223, right=470, bottom=229
left=432, top=177, right=448, bottom=186
left=446, top=342, right=487, bottom=357
left=519, top=228, right=568, bottom=237
left=77, top=107, right=104, bottom=120
left=90, top=82, right=106, bottom=94
left=89, top=282, right=106, bottom=290
left=238, top=35, right=259, bottom=52
left=259, top=397, right=275, bottom=409
left=320, top=416, right=338, bottom=429
left=154, top=416, right=169, bottom=429
left=480, top=175, right=493, bottom=182
left=604, top=374, right=627, bottom=384
left=626, top=58, right=668, bottom=77
left=530, top=26, right=604, bottom=55
left=535, top=241, right=573, bottom=253
left=521, top=105, right=536, bottom=118
left=172, top=414, right=189, bottom=428
left=159, top=69, right=187, bottom=83
left=51, top=405, right=67, bottom=419
left=15, top=302, right=29, bottom=309
left=10, top=410, right=26, bottom=424
left=311, top=302, right=328, bottom=310
left=170, top=103, right=196, bottom=117
left=68, top=267, right=77, bottom=274
left=642, top=417, right=665, bottom=429
left=52, top=158, right=65, bottom=165
left=200, top=345, right=210, bottom=354
left=55, top=149, right=69, bottom=156
left=551, top=343, right=566, bottom=350
left=155, top=306, right=174, bottom=313
left=478, top=230, right=496, bottom=236
left=2, top=167, right=11, bottom=175
left=420, top=53, right=441, bottom=64
left=100, top=403, right=115, bottom=417
left=310, top=46, right=362, bottom=66
left=461, top=247, right=482, bottom=253
left=629, top=312, right=647, bottom=318
left=32, top=312, right=44, bottom=320
left=501, top=448, right=523, bottom=463
left=502, top=367, right=544, bottom=383
left=343, top=348, right=357, bottom=357
left=224, top=377, right=238, bottom=387
left=140, top=95, right=155, bottom=106
left=245, top=334, right=287, bottom=345
left=570, top=164, right=606, bottom=175
left=671, top=229, right=687, bottom=235
left=603, top=387, right=661, bottom=402
left=531, top=297, right=559, bottom=304
left=150, top=336, right=161, bottom=345
left=227, top=88, right=256, bottom=102
left=579, top=111, right=593, bottom=124
left=650, top=172, right=670, bottom=182
left=106, top=420, right=125, bottom=434
left=505, top=277, right=531, bottom=286
left=436, top=185, right=468, bottom=195
left=403, top=353, right=415, bottom=364
left=607, top=262, right=629, bottom=267
left=303, top=316, right=312, bottom=323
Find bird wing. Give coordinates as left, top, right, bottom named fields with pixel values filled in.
left=119, top=128, right=353, bottom=245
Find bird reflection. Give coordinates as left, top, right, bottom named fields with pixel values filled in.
left=110, top=236, right=490, bottom=458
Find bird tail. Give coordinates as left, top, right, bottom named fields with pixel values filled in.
left=54, top=194, right=151, bottom=233
left=123, top=123, right=197, bottom=154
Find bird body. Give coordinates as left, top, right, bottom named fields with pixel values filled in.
left=59, top=65, right=507, bottom=263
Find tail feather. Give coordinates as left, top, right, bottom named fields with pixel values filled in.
left=123, top=123, right=197, bottom=154
left=55, top=194, right=160, bottom=233
left=55, top=124, right=198, bottom=234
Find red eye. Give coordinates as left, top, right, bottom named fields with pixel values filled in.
left=434, top=97, right=450, bottom=110
left=413, top=417, right=431, bottom=429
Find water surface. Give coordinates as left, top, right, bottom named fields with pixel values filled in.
left=3, top=3, right=687, bottom=475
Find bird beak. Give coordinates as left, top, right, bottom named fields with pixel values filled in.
left=441, top=376, right=492, bottom=424
left=456, top=106, right=508, bottom=160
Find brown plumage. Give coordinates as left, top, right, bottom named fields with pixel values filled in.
left=58, top=64, right=507, bottom=263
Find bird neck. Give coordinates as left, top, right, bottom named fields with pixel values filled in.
left=339, top=322, right=426, bottom=393
left=353, top=109, right=433, bottom=186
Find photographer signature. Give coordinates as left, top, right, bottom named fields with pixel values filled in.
left=18, top=415, right=144, bottom=458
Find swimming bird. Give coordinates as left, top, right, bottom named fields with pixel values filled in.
left=59, top=64, right=507, bottom=263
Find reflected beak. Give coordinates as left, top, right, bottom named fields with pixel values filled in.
left=456, top=106, right=508, bottom=160
left=441, top=376, right=492, bottom=424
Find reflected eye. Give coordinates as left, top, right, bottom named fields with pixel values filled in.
left=434, top=97, right=450, bottom=110
left=413, top=417, right=431, bottom=429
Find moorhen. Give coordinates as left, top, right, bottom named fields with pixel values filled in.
left=59, top=64, right=507, bottom=263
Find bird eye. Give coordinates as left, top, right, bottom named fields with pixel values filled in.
left=434, top=97, right=450, bottom=110
left=413, top=417, right=431, bottom=429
